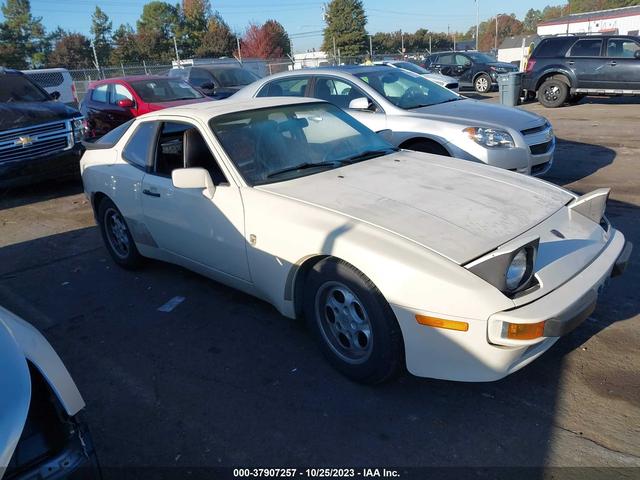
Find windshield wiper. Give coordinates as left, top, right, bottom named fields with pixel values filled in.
left=266, top=161, right=343, bottom=179
left=346, top=148, right=399, bottom=163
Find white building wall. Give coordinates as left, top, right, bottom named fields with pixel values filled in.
left=537, top=14, right=640, bottom=36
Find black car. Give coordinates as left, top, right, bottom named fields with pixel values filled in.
left=424, top=51, right=518, bottom=93
left=168, top=64, right=260, bottom=99
left=523, top=35, right=640, bottom=108
left=0, top=67, right=84, bottom=189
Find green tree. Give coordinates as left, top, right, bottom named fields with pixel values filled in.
left=136, top=1, right=181, bottom=61
left=48, top=32, right=92, bottom=68
left=196, top=13, right=235, bottom=57
left=322, top=0, right=367, bottom=58
left=91, top=6, right=113, bottom=66
left=523, top=8, right=543, bottom=32
left=111, top=24, right=140, bottom=65
left=0, top=0, right=46, bottom=68
left=263, top=19, right=291, bottom=57
left=181, top=0, right=210, bottom=56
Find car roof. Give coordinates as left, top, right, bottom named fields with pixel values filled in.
left=89, top=75, right=169, bottom=87
left=260, top=65, right=394, bottom=80
left=141, top=96, right=326, bottom=120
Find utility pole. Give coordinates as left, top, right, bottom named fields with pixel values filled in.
left=173, top=35, right=181, bottom=66
left=400, top=29, right=404, bottom=57
left=475, top=0, right=480, bottom=51
left=333, top=35, right=336, bottom=59
left=369, top=34, right=373, bottom=58
left=90, top=41, right=100, bottom=78
left=429, top=35, right=432, bottom=55
left=495, top=14, right=499, bottom=51
left=236, top=36, right=242, bottom=64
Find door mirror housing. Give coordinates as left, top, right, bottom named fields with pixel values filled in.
left=50, top=91, right=61, bottom=100
left=376, top=129, right=394, bottom=142
left=172, top=167, right=216, bottom=199
left=200, top=82, right=216, bottom=93
left=117, top=99, right=135, bottom=108
left=348, top=97, right=374, bottom=111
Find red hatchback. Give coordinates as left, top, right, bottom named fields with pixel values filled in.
left=80, top=75, right=211, bottom=138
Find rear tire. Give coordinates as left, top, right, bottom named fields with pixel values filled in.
left=303, top=258, right=404, bottom=384
left=97, top=197, right=142, bottom=269
left=538, top=78, right=568, bottom=108
left=474, top=73, right=492, bottom=93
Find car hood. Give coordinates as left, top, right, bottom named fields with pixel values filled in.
left=409, top=98, right=545, bottom=130
left=0, top=101, right=81, bottom=131
left=0, top=313, right=31, bottom=470
left=259, top=151, right=572, bottom=264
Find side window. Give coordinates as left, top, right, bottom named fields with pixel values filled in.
left=111, top=83, right=133, bottom=104
left=437, top=54, right=454, bottom=64
left=606, top=38, right=640, bottom=58
left=455, top=54, right=471, bottom=66
left=154, top=122, right=227, bottom=184
left=189, top=68, right=213, bottom=87
left=314, top=77, right=366, bottom=109
left=568, top=39, right=603, bottom=57
left=257, top=77, right=309, bottom=97
left=122, top=122, right=157, bottom=168
left=91, top=84, right=109, bottom=102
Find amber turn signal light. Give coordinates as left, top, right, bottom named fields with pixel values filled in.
left=416, top=315, right=469, bottom=332
left=505, top=321, right=546, bottom=340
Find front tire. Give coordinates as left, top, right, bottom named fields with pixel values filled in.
left=474, top=73, right=491, bottom=93
left=303, top=258, right=404, bottom=384
left=538, top=78, right=569, bottom=108
left=97, top=197, right=142, bottom=269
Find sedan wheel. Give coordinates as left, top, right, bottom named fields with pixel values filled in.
left=303, top=258, right=404, bottom=384
left=98, top=197, right=142, bottom=268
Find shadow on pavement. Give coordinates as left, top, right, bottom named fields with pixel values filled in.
left=0, top=177, right=83, bottom=211
left=544, top=138, right=616, bottom=186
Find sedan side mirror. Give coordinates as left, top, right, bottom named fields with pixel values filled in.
left=348, top=97, right=374, bottom=111
left=50, top=91, right=61, bottom=100
left=172, top=167, right=216, bottom=199
left=200, top=82, right=216, bottom=93
left=117, top=99, right=135, bottom=108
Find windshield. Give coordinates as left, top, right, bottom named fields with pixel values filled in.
left=0, top=74, right=51, bottom=102
left=354, top=69, right=459, bottom=109
left=210, top=102, right=397, bottom=186
left=393, top=62, right=428, bottom=75
left=467, top=52, right=497, bottom=63
left=209, top=68, right=260, bottom=87
left=129, top=78, right=203, bottom=102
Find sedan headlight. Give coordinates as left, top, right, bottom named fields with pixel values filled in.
left=505, top=248, right=529, bottom=291
left=463, top=127, right=515, bottom=149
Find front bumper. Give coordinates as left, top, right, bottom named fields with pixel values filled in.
left=0, top=144, right=82, bottom=189
left=392, top=229, right=630, bottom=382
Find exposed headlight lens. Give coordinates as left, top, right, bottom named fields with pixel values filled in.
left=506, top=249, right=528, bottom=291
left=464, top=127, right=515, bottom=148
left=72, top=117, right=84, bottom=142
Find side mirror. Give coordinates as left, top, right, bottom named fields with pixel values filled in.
left=117, top=99, right=135, bottom=108
left=172, top=167, right=216, bottom=199
left=376, top=129, right=394, bottom=142
left=50, top=91, right=61, bottom=100
left=200, top=82, right=216, bottom=93
left=348, top=97, right=374, bottom=111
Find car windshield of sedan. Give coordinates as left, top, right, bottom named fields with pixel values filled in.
left=129, top=79, right=204, bottom=102
left=0, top=74, right=50, bottom=102
left=354, top=69, right=460, bottom=109
left=210, top=103, right=398, bottom=186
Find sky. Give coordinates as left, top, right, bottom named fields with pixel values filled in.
left=8, top=0, right=562, bottom=53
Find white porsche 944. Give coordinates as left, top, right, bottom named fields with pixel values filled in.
left=80, top=97, right=631, bottom=384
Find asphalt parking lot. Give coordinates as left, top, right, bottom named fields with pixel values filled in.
left=1, top=94, right=639, bottom=474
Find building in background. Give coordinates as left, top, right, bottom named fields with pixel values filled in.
left=498, top=34, right=541, bottom=65
left=290, top=51, right=329, bottom=70
left=537, top=5, right=640, bottom=36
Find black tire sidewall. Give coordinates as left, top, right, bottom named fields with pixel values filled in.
left=97, top=198, right=141, bottom=268
left=303, top=258, right=404, bottom=384
left=474, top=73, right=491, bottom=93
left=538, top=79, right=568, bottom=108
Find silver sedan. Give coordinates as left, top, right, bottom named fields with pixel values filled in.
left=234, top=66, right=555, bottom=176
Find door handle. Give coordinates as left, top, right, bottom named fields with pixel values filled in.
left=567, top=60, right=575, bottom=65
left=143, top=189, right=160, bottom=197
left=609, top=61, right=617, bottom=66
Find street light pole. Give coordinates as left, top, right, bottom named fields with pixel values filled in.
left=369, top=34, right=373, bottom=58
left=173, top=35, right=181, bottom=66
left=475, top=0, right=479, bottom=51
left=495, top=14, right=499, bottom=51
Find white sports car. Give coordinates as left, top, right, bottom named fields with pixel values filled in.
left=80, top=97, right=631, bottom=384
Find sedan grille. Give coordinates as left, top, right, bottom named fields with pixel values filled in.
left=529, top=140, right=553, bottom=155
left=0, top=121, right=71, bottom=163
left=521, top=122, right=550, bottom=136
